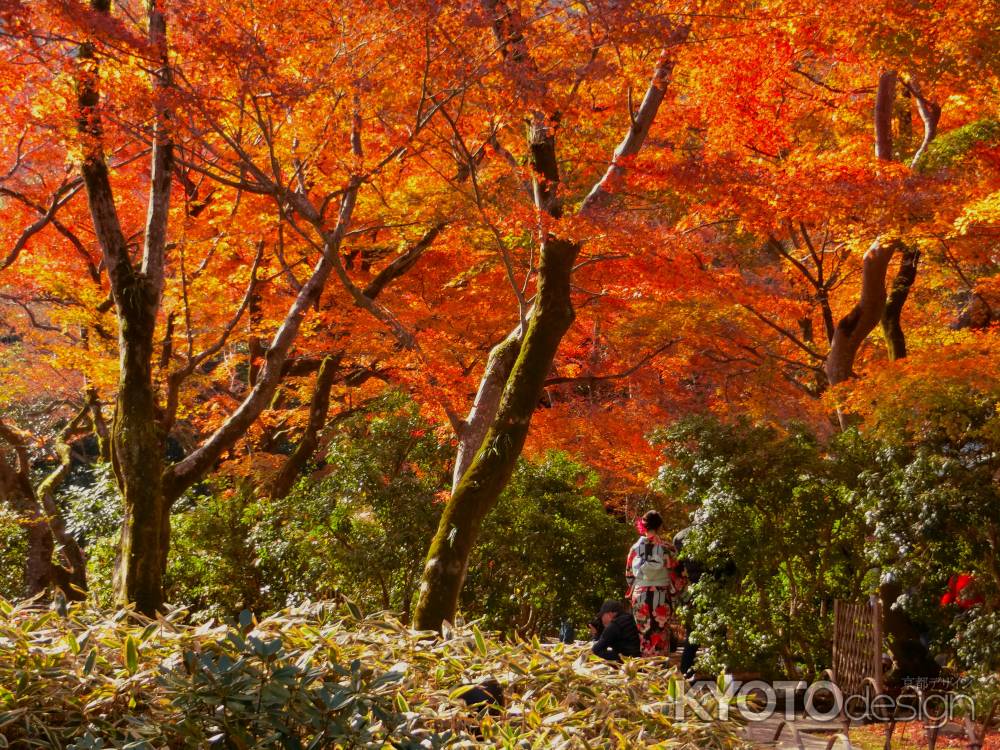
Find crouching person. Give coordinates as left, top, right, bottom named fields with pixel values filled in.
left=591, top=600, right=641, bottom=662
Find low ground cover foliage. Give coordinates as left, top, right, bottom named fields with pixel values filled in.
left=0, top=599, right=749, bottom=749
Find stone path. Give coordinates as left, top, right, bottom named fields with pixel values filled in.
left=743, top=713, right=856, bottom=749
left=745, top=714, right=974, bottom=749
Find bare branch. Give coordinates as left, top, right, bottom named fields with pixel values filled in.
left=164, top=177, right=362, bottom=501
left=0, top=183, right=84, bottom=272
left=163, top=241, right=265, bottom=434
left=363, top=224, right=445, bottom=299
left=740, top=302, right=825, bottom=361
left=544, top=338, right=680, bottom=386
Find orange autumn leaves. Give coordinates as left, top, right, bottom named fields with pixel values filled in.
left=0, top=0, right=998, bottom=500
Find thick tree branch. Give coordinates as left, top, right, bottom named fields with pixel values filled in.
left=267, top=353, right=343, bottom=500
left=163, top=178, right=361, bottom=502
left=825, top=71, right=903, bottom=391
left=362, top=223, right=445, bottom=299
left=139, top=0, right=174, bottom=305
left=881, top=246, right=919, bottom=360
left=825, top=237, right=901, bottom=384
left=874, top=70, right=897, bottom=161
left=906, top=78, right=941, bottom=169
left=451, top=323, right=525, bottom=490
left=580, top=24, right=691, bottom=217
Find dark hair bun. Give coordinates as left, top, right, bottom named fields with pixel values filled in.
left=642, top=510, right=663, bottom=531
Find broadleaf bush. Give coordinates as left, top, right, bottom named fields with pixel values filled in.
left=0, top=599, right=750, bottom=749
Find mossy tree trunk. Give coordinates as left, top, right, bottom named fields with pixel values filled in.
left=414, top=6, right=689, bottom=630
left=77, top=0, right=173, bottom=614
left=413, top=235, right=579, bottom=630
left=105, top=271, right=167, bottom=613
left=451, top=325, right=524, bottom=491
left=0, top=412, right=90, bottom=600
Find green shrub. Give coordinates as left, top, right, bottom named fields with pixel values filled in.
left=245, top=392, right=450, bottom=619
left=166, top=486, right=264, bottom=620
left=464, top=452, right=634, bottom=636
left=212, top=392, right=632, bottom=634
left=6, top=392, right=635, bottom=643
left=857, top=386, right=1000, bottom=671
left=56, top=462, right=122, bottom=609
left=652, top=416, right=869, bottom=679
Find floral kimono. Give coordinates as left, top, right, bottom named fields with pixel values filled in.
left=625, top=534, right=686, bottom=656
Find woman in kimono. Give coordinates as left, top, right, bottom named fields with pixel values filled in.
left=625, top=510, right=686, bottom=656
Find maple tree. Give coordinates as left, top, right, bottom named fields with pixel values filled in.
left=0, top=0, right=997, bottom=634
left=0, top=0, right=478, bottom=612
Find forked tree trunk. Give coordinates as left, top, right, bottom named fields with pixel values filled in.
left=824, top=237, right=900, bottom=386
left=413, top=237, right=579, bottom=629
left=414, top=11, right=689, bottom=629
left=72, top=0, right=374, bottom=612
left=825, top=70, right=941, bottom=679
left=77, top=0, right=172, bottom=613
left=825, top=70, right=899, bottom=391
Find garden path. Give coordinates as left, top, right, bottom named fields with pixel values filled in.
left=743, top=712, right=856, bottom=749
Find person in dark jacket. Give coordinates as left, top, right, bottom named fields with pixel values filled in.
left=591, top=600, right=641, bottom=662
left=673, top=526, right=701, bottom=677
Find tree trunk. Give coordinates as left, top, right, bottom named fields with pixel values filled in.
left=824, top=71, right=900, bottom=390
left=110, top=320, right=165, bottom=613
left=77, top=0, right=172, bottom=614
left=268, top=354, right=341, bottom=499
left=830, top=71, right=939, bottom=681
left=874, top=70, right=897, bottom=162
left=824, top=238, right=900, bottom=386
left=413, top=237, right=579, bottom=630
left=451, top=325, right=524, bottom=491
left=0, top=451, right=55, bottom=598
left=35, top=401, right=97, bottom=598
left=881, top=247, right=919, bottom=361
left=880, top=579, right=940, bottom=682
left=82, top=186, right=167, bottom=613
left=414, top=13, right=688, bottom=630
